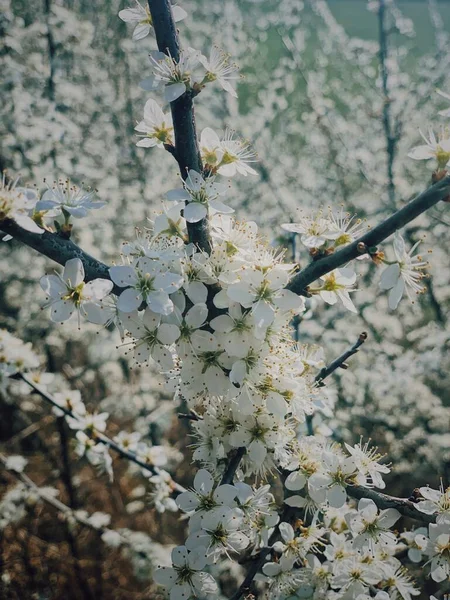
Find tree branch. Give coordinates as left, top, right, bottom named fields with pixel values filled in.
left=15, top=373, right=185, bottom=493
left=347, top=485, right=436, bottom=525
left=287, top=175, right=450, bottom=295
left=315, top=332, right=367, bottom=386
left=0, top=219, right=122, bottom=294
left=147, top=0, right=211, bottom=253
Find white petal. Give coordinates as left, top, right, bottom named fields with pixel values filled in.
left=117, top=288, right=142, bottom=312
left=172, top=5, right=187, bottom=22
left=51, top=300, right=74, bottom=323
left=388, top=277, right=405, bottom=310
left=186, top=304, right=208, bottom=328
left=176, top=491, right=199, bottom=512
left=63, top=258, right=84, bottom=287
left=14, top=215, right=44, bottom=233
left=157, top=323, right=180, bottom=345
left=132, top=23, right=150, bottom=41
left=194, top=469, right=214, bottom=494
left=83, top=302, right=109, bottom=325
left=139, top=76, right=160, bottom=92
left=147, top=290, right=173, bottom=315
left=285, top=471, right=306, bottom=491
left=109, top=265, right=137, bottom=287
left=171, top=546, right=188, bottom=567
left=379, top=263, right=400, bottom=290
left=40, top=274, right=66, bottom=298
left=165, top=82, right=186, bottom=102
left=84, top=279, right=113, bottom=301
left=408, top=145, right=435, bottom=160
left=279, top=522, right=294, bottom=542
left=184, top=202, right=207, bottom=223
left=185, top=282, right=208, bottom=305
left=327, top=484, right=347, bottom=508
left=191, top=571, right=217, bottom=594
left=153, top=566, right=177, bottom=588
left=170, top=582, right=191, bottom=600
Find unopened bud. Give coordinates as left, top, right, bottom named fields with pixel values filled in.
left=357, top=242, right=367, bottom=254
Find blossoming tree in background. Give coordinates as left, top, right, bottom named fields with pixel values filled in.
left=1, top=0, right=450, bottom=599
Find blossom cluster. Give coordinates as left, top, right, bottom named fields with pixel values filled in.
left=2, top=1, right=450, bottom=598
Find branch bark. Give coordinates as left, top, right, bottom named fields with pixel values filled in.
left=147, top=0, right=211, bottom=253
left=0, top=219, right=122, bottom=293
left=287, top=175, right=450, bottom=295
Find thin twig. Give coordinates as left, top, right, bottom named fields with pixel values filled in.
left=315, top=332, right=367, bottom=387
left=287, top=175, right=450, bottom=295
left=15, top=373, right=185, bottom=493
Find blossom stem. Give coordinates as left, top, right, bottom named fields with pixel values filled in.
left=287, top=175, right=450, bottom=295
left=147, top=0, right=212, bottom=253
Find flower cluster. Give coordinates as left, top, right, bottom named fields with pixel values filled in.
left=7, top=3, right=447, bottom=598
left=0, top=329, right=40, bottom=394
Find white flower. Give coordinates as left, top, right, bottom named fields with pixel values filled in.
left=416, top=484, right=450, bottom=524
left=74, top=431, right=113, bottom=480
left=331, top=557, right=383, bottom=597
left=379, top=232, right=428, bottom=310
left=68, top=411, right=109, bottom=433
left=36, top=179, right=105, bottom=218
left=199, top=46, right=239, bottom=98
left=327, top=206, right=367, bottom=248
left=123, top=308, right=180, bottom=368
left=217, top=129, right=257, bottom=177
left=176, top=469, right=237, bottom=531
left=318, top=268, right=357, bottom=313
left=52, top=389, right=86, bottom=418
left=186, top=507, right=249, bottom=561
left=380, top=564, right=419, bottom=600
left=282, top=213, right=335, bottom=249
left=166, top=170, right=232, bottom=223
left=109, top=257, right=183, bottom=314
left=425, top=523, right=450, bottom=582
left=140, top=48, right=199, bottom=103
left=226, top=266, right=304, bottom=329
left=0, top=174, right=43, bottom=234
left=149, top=470, right=178, bottom=513
left=154, top=545, right=217, bottom=600
left=408, top=128, right=450, bottom=168
left=119, top=1, right=187, bottom=41
left=135, top=99, right=174, bottom=148
left=40, top=258, right=113, bottom=325
left=5, top=455, right=28, bottom=473
left=165, top=295, right=208, bottom=358
left=347, top=498, right=400, bottom=551
left=273, top=521, right=324, bottom=569
left=344, top=440, right=390, bottom=489
left=200, top=127, right=224, bottom=168
left=113, top=431, right=141, bottom=453
left=308, top=451, right=356, bottom=508
left=0, top=329, right=40, bottom=382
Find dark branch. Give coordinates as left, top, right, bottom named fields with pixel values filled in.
left=220, top=447, right=246, bottom=485
left=287, top=176, right=450, bottom=295
left=315, top=332, right=367, bottom=386
left=0, top=219, right=122, bottom=294
left=147, top=0, right=212, bottom=253
left=15, top=372, right=185, bottom=493
left=347, top=485, right=436, bottom=525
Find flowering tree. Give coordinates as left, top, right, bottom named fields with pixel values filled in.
left=1, top=1, right=450, bottom=599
